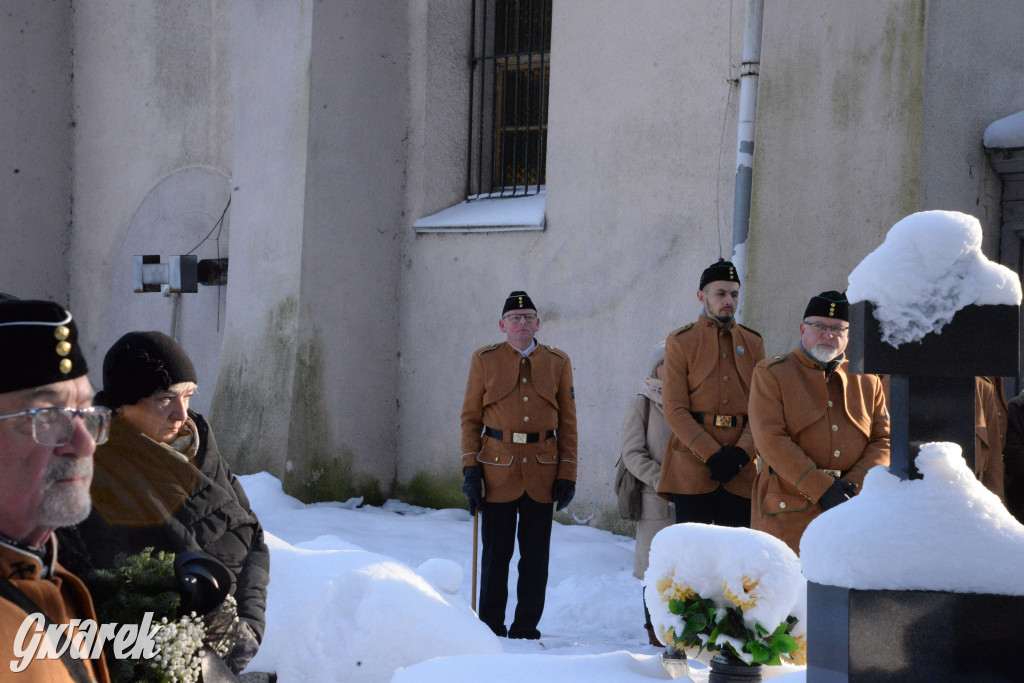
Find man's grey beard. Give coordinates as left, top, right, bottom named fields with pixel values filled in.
left=809, top=344, right=841, bottom=364
left=38, top=458, right=93, bottom=527
left=703, top=306, right=734, bottom=324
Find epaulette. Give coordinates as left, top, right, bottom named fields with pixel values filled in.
left=673, top=323, right=694, bottom=336
left=476, top=343, right=501, bottom=357
left=544, top=345, right=568, bottom=361
left=738, top=323, right=762, bottom=338
left=765, top=354, right=787, bottom=368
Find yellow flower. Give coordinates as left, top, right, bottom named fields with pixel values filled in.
left=721, top=575, right=759, bottom=611
left=783, top=634, right=807, bottom=666
left=656, top=574, right=695, bottom=603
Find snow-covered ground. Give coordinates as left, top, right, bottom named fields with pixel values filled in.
left=238, top=439, right=1024, bottom=682
left=238, top=472, right=805, bottom=682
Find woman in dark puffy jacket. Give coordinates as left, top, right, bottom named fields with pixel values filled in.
left=61, top=331, right=269, bottom=674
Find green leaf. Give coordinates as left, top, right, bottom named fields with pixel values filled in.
left=748, top=641, right=769, bottom=664
left=770, top=633, right=799, bottom=654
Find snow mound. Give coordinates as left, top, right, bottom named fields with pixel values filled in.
left=243, top=533, right=501, bottom=682
left=846, top=210, right=1021, bottom=347
left=644, top=524, right=806, bottom=646
left=984, top=109, right=1024, bottom=149
left=801, top=442, right=1024, bottom=594
left=394, top=650, right=671, bottom=682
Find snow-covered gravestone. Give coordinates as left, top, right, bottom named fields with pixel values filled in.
left=801, top=444, right=1024, bottom=681
left=803, top=211, right=1023, bottom=682
left=846, top=210, right=1021, bottom=478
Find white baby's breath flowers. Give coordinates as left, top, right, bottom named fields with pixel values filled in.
left=151, top=613, right=205, bottom=683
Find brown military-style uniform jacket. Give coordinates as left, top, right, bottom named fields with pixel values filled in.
left=461, top=341, right=578, bottom=504
left=657, top=315, right=765, bottom=499
left=0, top=538, right=110, bottom=683
left=748, top=349, right=890, bottom=553
left=975, top=376, right=1008, bottom=500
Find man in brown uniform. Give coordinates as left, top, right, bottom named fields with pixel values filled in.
left=0, top=298, right=111, bottom=682
left=974, top=376, right=1007, bottom=500
left=461, top=291, right=577, bottom=639
left=658, top=259, right=765, bottom=527
left=748, top=291, right=890, bottom=553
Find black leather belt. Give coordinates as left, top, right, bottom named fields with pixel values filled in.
left=483, top=426, right=556, bottom=444
left=691, top=412, right=747, bottom=428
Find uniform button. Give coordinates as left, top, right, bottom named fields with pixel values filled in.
left=828, top=400, right=833, bottom=407
left=494, top=457, right=499, bottom=462
left=524, top=416, right=530, bottom=422
left=523, top=457, right=528, bottom=463
left=522, top=378, right=527, bottom=383
left=779, top=501, right=787, bottom=509
left=722, top=399, right=729, bottom=405
left=832, top=424, right=838, bottom=431
left=521, top=358, right=526, bottom=364
left=722, top=353, right=728, bottom=359
left=833, top=450, right=841, bottom=458
left=720, top=331, right=724, bottom=337
left=723, top=376, right=729, bottom=382
left=523, top=397, right=529, bottom=402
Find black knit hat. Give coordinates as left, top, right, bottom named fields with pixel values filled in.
left=0, top=299, right=88, bottom=393
left=502, top=291, right=537, bottom=315
left=804, top=291, right=849, bottom=321
left=699, top=259, right=741, bottom=290
left=96, top=331, right=197, bottom=409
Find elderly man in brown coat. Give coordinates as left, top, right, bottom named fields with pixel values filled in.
left=657, top=259, right=765, bottom=527
left=749, top=291, right=890, bottom=553
left=0, top=298, right=111, bottom=683
left=461, top=291, right=577, bottom=640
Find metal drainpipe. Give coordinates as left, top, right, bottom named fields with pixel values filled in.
left=731, top=0, right=763, bottom=323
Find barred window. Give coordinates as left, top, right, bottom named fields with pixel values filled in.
left=467, top=0, right=551, bottom=199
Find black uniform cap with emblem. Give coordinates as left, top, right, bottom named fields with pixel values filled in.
left=804, top=290, right=849, bottom=321
left=96, top=331, right=197, bottom=409
left=0, top=297, right=88, bottom=393
left=699, top=258, right=741, bottom=290
left=502, top=290, right=537, bottom=315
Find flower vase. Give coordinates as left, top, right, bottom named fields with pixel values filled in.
left=708, top=650, right=762, bottom=683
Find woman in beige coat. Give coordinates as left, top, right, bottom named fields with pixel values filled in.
left=620, top=342, right=674, bottom=645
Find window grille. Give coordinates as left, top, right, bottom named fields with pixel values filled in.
left=467, top=0, right=551, bottom=199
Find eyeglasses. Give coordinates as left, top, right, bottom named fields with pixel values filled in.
left=0, top=406, right=111, bottom=446
left=804, top=321, right=849, bottom=336
left=502, top=314, right=538, bottom=324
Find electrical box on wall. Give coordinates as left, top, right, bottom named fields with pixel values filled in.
left=132, top=255, right=229, bottom=293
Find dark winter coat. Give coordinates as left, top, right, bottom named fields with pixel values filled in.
left=59, top=411, right=270, bottom=672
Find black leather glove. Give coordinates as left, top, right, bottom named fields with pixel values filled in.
left=462, top=466, right=485, bottom=515
left=705, top=446, right=750, bottom=483
left=818, top=479, right=857, bottom=511
left=553, top=479, right=575, bottom=511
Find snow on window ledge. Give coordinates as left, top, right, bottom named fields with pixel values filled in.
left=412, top=190, right=546, bottom=233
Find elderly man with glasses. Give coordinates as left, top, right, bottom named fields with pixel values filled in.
left=0, top=297, right=111, bottom=682
left=748, top=291, right=890, bottom=554
left=461, top=291, right=577, bottom=640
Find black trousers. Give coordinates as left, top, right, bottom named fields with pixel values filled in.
left=478, top=492, right=553, bottom=638
left=672, top=486, right=750, bottom=527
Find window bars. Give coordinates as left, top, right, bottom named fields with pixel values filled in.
left=467, top=0, right=551, bottom=199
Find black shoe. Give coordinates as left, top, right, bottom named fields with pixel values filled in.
left=486, top=623, right=508, bottom=637
left=508, top=627, right=541, bottom=640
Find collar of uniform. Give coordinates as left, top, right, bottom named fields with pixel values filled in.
left=699, top=313, right=734, bottom=330
left=505, top=339, right=537, bottom=357
left=796, top=345, right=846, bottom=373
left=0, top=534, right=55, bottom=580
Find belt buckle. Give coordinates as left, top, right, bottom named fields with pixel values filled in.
left=822, top=469, right=841, bottom=479
left=714, top=414, right=732, bottom=428
left=512, top=432, right=528, bottom=444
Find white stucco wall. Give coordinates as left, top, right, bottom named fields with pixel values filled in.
left=399, top=0, right=747, bottom=522
left=0, top=1, right=72, bottom=304
left=745, top=0, right=927, bottom=354
left=918, top=0, right=1024, bottom=257
left=69, top=0, right=235, bottom=413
